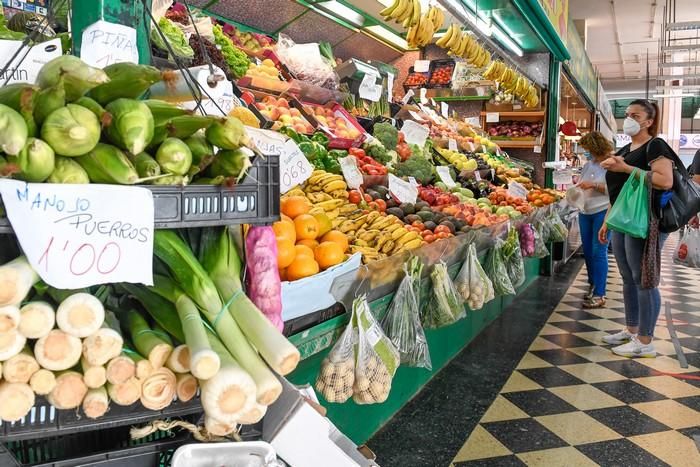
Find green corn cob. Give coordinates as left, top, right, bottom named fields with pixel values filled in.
left=76, top=143, right=139, bottom=184
left=34, top=77, right=66, bottom=125
left=144, top=99, right=192, bottom=124
left=88, top=63, right=169, bottom=105
left=165, top=115, right=216, bottom=139
left=132, top=152, right=161, bottom=178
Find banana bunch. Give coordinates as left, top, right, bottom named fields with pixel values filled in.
left=435, top=25, right=491, bottom=68
left=302, top=170, right=349, bottom=199
left=406, top=5, right=445, bottom=48
left=380, top=0, right=421, bottom=28
left=426, top=6, right=445, bottom=33
left=483, top=62, right=540, bottom=108
left=483, top=60, right=506, bottom=80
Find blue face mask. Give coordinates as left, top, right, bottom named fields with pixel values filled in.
left=583, top=152, right=592, bottom=160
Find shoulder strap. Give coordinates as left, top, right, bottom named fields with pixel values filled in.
left=646, top=137, right=689, bottom=179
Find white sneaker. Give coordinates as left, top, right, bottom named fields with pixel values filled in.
left=612, top=336, right=656, bottom=358
left=602, top=329, right=635, bottom=345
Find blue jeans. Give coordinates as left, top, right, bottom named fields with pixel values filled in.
left=579, top=210, right=609, bottom=297
left=611, top=230, right=667, bottom=337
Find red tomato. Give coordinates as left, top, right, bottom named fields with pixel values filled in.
left=435, top=232, right=450, bottom=240
left=374, top=199, right=387, bottom=212
left=412, top=221, right=425, bottom=230
left=368, top=201, right=379, bottom=211
left=434, top=225, right=451, bottom=235
left=348, top=190, right=362, bottom=204
left=421, top=229, right=433, bottom=238
left=424, top=234, right=436, bottom=243
left=363, top=193, right=373, bottom=203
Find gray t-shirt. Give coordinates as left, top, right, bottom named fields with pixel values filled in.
left=579, top=160, right=609, bottom=214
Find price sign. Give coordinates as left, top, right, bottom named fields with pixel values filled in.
left=413, top=60, right=430, bottom=73
left=466, top=141, right=476, bottom=152
left=448, top=138, right=458, bottom=151
left=0, top=180, right=154, bottom=289
left=339, top=156, right=364, bottom=190
left=513, top=104, right=522, bottom=110
left=534, top=145, right=542, bottom=154
left=388, top=174, right=418, bottom=204
left=80, top=20, right=139, bottom=68
left=441, top=102, right=449, bottom=118
left=507, top=181, right=529, bottom=199
left=358, top=72, right=382, bottom=102
left=474, top=170, right=482, bottom=181
left=408, top=177, right=419, bottom=187
left=246, top=126, right=286, bottom=156
left=280, top=139, right=314, bottom=193
left=465, top=117, right=481, bottom=127
left=401, top=120, right=429, bottom=146
left=419, top=87, right=428, bottom=105
left=486, top=112, right=500, bottom=123
left=387, top=71, right=395, bottom=100
left=436, top=166, right=457, bottom=188
left=0, top=38, right=62, bottom=85
left=430, top=98, right=437, bottom=107
left=402, top=89, right=415, bottom=104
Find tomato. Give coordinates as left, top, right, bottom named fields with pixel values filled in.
left=368, top=201, right=379, bottom=211
left=424, top=234, right=436, bottom=243
left=363, top=193, right=373, bottom=203
left=348, top=190, right=362, bottom=204
left=421, top=229, right=433, bottom=238
left=435, top=232, right=450, bottom=240
left=412, top=221, right=425, bottom=230
left=434, top=225, right=451, bottom=235
left=374, top=199, right=387, bottom=212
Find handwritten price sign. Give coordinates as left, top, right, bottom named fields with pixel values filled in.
left=280, top=139, right=313, bottom=193
left=0, top=180, right=154, bottom=289
left=80, top=20, right=139, bottom=68
left=246, top=126, right=286, bottom=156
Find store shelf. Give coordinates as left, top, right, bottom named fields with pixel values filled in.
left=480, top=111, right=545, bottom=118
left=432, top=95, right=492, bottom=102
left=493, top=140, right=540, bottom=148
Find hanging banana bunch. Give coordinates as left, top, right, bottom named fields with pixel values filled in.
left=483, top=61, right=540, bottom=107
left=404, top=5, right=446, bottom=49
left=426, top=5, right=444, bottom=33
left=435, top=25, right=491, bottom=68
left=380, top=0, right=421, bottom=27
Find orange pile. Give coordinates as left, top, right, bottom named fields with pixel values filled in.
left=276, top=196, right=349, bottom=281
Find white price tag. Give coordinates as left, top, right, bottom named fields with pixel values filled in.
left=408, top=110, right=427, bottom=121
left=507, top=181, right=529, bottom=199
left=388, top=174, right=418, bottom=204
left=553, top=169, right=573, bottom=186
left=534, top=145, right=542, bottom=154
left=401, top=120, right=430, bottom=146
left=513, top=104, right=522, bottom=110
left=365, top=323, right=383, bottom=346
left=358, top=72, right=382, bottom=102
left=413, top=60, right=430, bottom=73
left=441, top=102, right=449, bottom=119
left=466, top=141, right=476, bottom=152
left=486, top=112, right=500, bottom=123
left=474, top=170, right=482, bottom=181
left=0, top=38, right=62, bottom=85
left=448, top=139, right=458, bottom=151
left=80, top=20, right=139, bottom=68
left=280, top=140, right=314, bottom=193
left=402, top=89, right=415, bottom=104
left=465, top=117, right=481, bottom=127
left=436, top=166, right=457, bottom=188
left=430, top=98, right=437, bottom=107
left=491, top=169, right=496, bottom=179
left=387, top=71, right=395, bottom=100
left=245, top=127, right=286, bottom=156
left=419, top=87, right=428, bottom=105
left=339, top=156, right=364, bottom=190
left=0, top=180, right=154, bottom=289
left=408, top=177, right=419, bottom=187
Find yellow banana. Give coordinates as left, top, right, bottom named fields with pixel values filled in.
left=340, top=204, right=359, bottom=214
left=379, top=0, right=401, bottom=17
left=316, top=199, right=344, bottom=211
left=346, top=209, right=365, bottom=220
left=365, top=211, right=381, bottom=224
left=375, top=232, right=392, bottom=250
left=326, top=209, right=340, bottom=220
left=339, top=219, right=358, bottom=233
left=402, top=238, right=423, bottom=250
left=322, top=180, right=348, bottom=193
left=309, top=207, right=325, bottom=216
left=354, top=239, right=370, bottom=247
left=384, top=223, right=401, bottom=233
left=307, top=192, right=333, bottom=203
left=369, top=216, right=392, bottom=231
left=395, top=0, right=412, bottom=23
left=359, top=230, right=381, bottom=242
left=397, top=231, right=421, bottom=247
left=435, top=23, right=454, bottom=48
left=381, top=240, right=396, bottom=254
left=410, top=0, right=421, bottom=26
left=391, top=227, right=410, bottom=241
left=329, top=190, right=349, bottom=199
left=406, top=23, right=419, bottom=48
left=284, top=188, right=307, bottom=198
left=445, top=27, right=461, bottom=49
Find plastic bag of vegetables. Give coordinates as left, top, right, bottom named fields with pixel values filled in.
left=548, top=212, right=568, bottom=243
left=455, top=244, right=494, bottom=311
left=519, top=224, right=536, bottom=257
left=422, top=262, right=465, bottom=329
left=485, top=240, right=515, bottom=296
left=503, top=227, right=525, bottom=289
left=532, top=222, right=550, bottom=259
left=315, top=310, right=356, bottom=403
left=353, top=296, right=400, bottom=404
left=381, top=256, right=431, bottom=370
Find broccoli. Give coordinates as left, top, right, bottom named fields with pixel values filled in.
left=372, top=122, right=398, bottom=150
left=363, top=139, right=392, bottom=164
left=393, top=154, right=434, bottom=185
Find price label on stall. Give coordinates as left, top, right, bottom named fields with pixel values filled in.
left=280, top=139, right=314, bottom=193
left=246, top=127, right=286, bottom=156
left=0, top=180, right=154, bottom=289
left=436, top=166, right=457, bottom=188
left=466, top=141, right=476, bottom=152
left=402, top=89, right=415, bottom=105
left=387, top=71, right=395, bottom=100
left=358, top=72, right=382, bottom=102
left=441, top=102, right=449, bottom=119
left=388, top=174, right=418, bottom=204
left=408, top=177, right=419, bottom=187
left=474, top=170, right=482, bottom=181
left=534, top=145, right=542, bottom=154
left=80, top=20, right=139, bottom=68
left=486, top=112, right=500, bottom=123
left=339, top=156, right=364, bottom=190
left=401, top=120, right=430, bottom=146
left=507, top=181, right=529, bottom=199
left=414, top=60, right=430, bottom=73
left=448, top=138, right=458, bottom=151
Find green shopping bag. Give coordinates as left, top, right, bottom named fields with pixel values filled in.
left=606, top=169, right=649, bottom=238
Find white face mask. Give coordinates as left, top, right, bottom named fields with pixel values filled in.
left=623, top=117, right=641, bottom=136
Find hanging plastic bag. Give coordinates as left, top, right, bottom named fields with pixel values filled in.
left=315, top=309, right=357, bottom=403
left=503, top=227, right=525, bottom=289
left=353, top=296, right=400, bottom=404
left=519, top=223, right=536, bottom=257
left=485, top=239, right=516, bottom=296
left=422, top=262, right=465, bottom=329
left=275, top=34, right=339, bottom=90
left=532, top=221, right=550, bottom=258
left=674, top=226, right=700, bottom=268
left=381, top=257, right=431, bottom=370
left=548, top=211, right=568, bottom=243
left=606, top=168, right=649, bottom=238
left=455, top=244, right=494, bottom=311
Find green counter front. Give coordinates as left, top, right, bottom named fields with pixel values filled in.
left=287, top=257, right=542, bottom=444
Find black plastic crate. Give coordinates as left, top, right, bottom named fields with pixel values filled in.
left=427, top=59, right=455, bottom=89
left=0, top=154, right=280, bottom=233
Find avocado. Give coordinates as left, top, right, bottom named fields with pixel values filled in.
left=366, top=189, right=380, bottom=200
left=417, top=211, right=434, bottom=222
left=420, top=205, right=433, bottom=212
left=460, top=225, right=472, bottom=233
left=444, top=216, right=458, bottom=225
left=432, top=212, right=445, bottom=222
left=374, top=185, right=389, bottom=198
left=386, top=207, right=404, bottom=219
left=424, top=221, right=437, bottom=231
left=399, top=203, right=415, bottom=215
left=415, top=201, right=430, bottom=210
left=454, top=220, right=466, bottom=230
left=386, top=199, right=398, bottom=209
left=440, top=221, right=456, bottom=234
left=404, top=214, right=420, bottom=224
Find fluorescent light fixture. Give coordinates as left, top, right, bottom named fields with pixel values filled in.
left=365, top=25, right=409, bottom=50
left=493, top=26, right=523, bottom=56
left=314, top=1, right=365, bottom=27
left=694, top=108, right=700, bottom=119
left=652, top=93, right=695, bottom=98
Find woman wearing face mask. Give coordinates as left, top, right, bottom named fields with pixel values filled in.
left=598, top=99, right=674, bottom=358
left=576, top=132, right=613, bottom=309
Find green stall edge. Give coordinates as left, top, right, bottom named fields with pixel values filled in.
left=287, top=257, right=542, bottom=444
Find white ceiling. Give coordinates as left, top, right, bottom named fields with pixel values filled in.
left=569, top=0, right=700, bottom=99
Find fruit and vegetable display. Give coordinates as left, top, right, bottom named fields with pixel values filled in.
left=254, top=96, right=315, bottom=134
left=303, top=103, right=364, bottom=142
left=245, top=59, right=282, bottom=81
left=488, top=120, right=543, bottom=140
left=222, top=23, right=275, bottom=55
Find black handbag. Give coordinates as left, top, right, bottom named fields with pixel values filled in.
left=647, top=138, right=700, bottom=233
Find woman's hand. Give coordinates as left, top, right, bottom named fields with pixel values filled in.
left=578, top=181, right=595, bottom=190
left=598, top=224, right=609, bottom=244
left=600, top=156, right=632, bottom=173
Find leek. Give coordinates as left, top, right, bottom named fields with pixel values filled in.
left=0, top=329, right=26, bottom=361
left=128, top=311, right=172, bottom=369
left=0, top=382, right=34, bottom=422
left=48, top=371, right=88, bottom=410
left=18, top=301, right=55, bottom=339
left=29, top=369, right=56, bottom=395
left=82, top=327, right=123, bottom=366
left=106, top=353, right=136, bottom=385
left=166, top=344, right=190, bottom=374
left=82, top=386, right=109, bottom=419
left=122, top=345, right=153, bottom=379
left=81, top=358, right=107, bottom=389
left=3, top=346, right=39, bottom=383
left=140, top=367, right=176, bottom=410
left=107, top=377, right=141, bottom=406
left=33, top=330, right=81, bottom=370
left=176, top=373, right=197, bottom=402
left=0, top=256, right=39, bottom=307
left=0, top=304, right=20, bottom=333
left=55, top=293, right=105, bottom=338
left=204, top=415, right=237, bottom=436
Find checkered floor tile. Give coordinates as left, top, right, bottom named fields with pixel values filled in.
left=452, top=235, right=700, bottom=466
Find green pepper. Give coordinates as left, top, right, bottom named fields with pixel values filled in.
left=311, top=131, right=329, bottom=145
left=328, top=149, right=348, bottom=160
left=297, top=141, right=318, bottom=160
left=312, top=159, right=326, bottom=170
left=324, top=158, right=341, bottom=174
left=280, top=126, right=308, bottom=144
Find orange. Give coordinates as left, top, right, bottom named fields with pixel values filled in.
left=313, top=212, right=332, bottom=237
left=314, top=241, right=345, bottom=270
left=287, top=255, right=320, bottom=281
left=321, top=230, right=349, bottom=252
left=276, top=238, right=296, bottom=269
left=297, top=238, right=319, bottom=250
left=278, top=268, right=288, bottom=281
left=281, top=214, right=294, bottom=223
left=294, top=214, right=320, bottom=240
left=294, top=244, right=314, bottom=258
left=281, top=196, right=310, bottom=219
left=273, top=220, right=296, bottom=243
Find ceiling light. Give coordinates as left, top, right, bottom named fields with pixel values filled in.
left=652, top=93, right=695, bottom=98
left=492, top=26, right=523, bottom=56
left=364, top=25, right=409, bottom=50
left=314, top=1, right=365, bottom=27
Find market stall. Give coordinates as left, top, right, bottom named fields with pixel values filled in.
left=0, top=1, right=583, bottom=465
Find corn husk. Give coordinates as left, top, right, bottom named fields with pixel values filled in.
left=34, top=77, right=66, bottom=125
left=41, top=104, right=101, bottom=156
left=9, top=137, right=55, bottom=182
left=105, top=98, right=155, bottom=155
left=156, top=137, right=192, bottom=176
left=133, top=152, right=161, bottom=178
left=205, top=116, right=247, bottom=149
left=37, top=55, right=110, bottom=101
left=0, top=103, right=28, bottom=156
left=89, top=63, right=172, bottom=105
left=48, top=156, right=90, bottom=184
left=76, top=143, right=139, bottom=184
left=208, top=147, right=253, bottom=182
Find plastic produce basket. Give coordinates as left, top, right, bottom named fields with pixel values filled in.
left=0, top=154, right=280, bottom=233
left=428, top=59, right=455, bottom=89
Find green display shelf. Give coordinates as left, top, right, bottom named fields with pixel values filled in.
left=287, top=257, right=542, bottom=444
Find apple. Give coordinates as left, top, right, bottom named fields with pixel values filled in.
left=268, top=108, right=281, bottom=120
left=293, top=123, right=307, bottom=134
left=304, top=123, right=314, bottom=133
left=290, top=108, right=301, bottom=117
left=277, top=98, right=290, bottom=108
left=278, top=107, right=290, bottom=117
left=254, top=102, right=265, bottom=111
left=315, top=115, right=327, bottom=125
left=279, top=115, right=293, bottom=125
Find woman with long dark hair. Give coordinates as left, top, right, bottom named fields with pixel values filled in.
left=598, top=99, right=674, bottom=358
